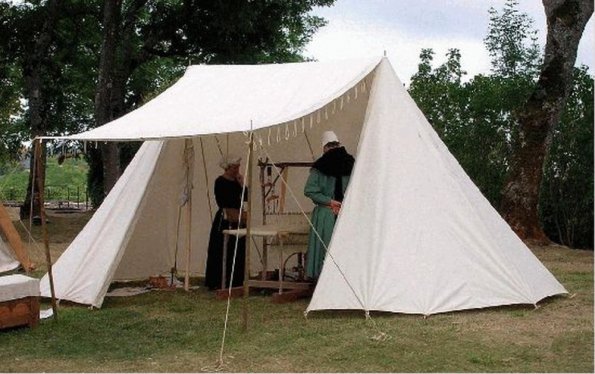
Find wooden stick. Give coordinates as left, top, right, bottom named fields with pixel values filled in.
left=279, top=167, right=288, bottom=213
left=0, top=204, right=33, bottom=272
left=34, top=139, right=58, bottom=320
left=242, top=131, right=254, bottom=332
left=199, top=138, right=213, bottom=219
left=184, top=139, right=192, bottom=291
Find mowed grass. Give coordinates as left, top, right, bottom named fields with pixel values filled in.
left=1, top=210, right=593, bottom=372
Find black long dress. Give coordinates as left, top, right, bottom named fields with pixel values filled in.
left=204, top=176, right=248, bottom=290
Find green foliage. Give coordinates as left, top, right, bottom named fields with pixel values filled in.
left=540, top=66, right=594, bottom=249
left=409, top=1, right=593, bottom=248
left=0, top=0, right=336, bottom=207
left=409, top=49, right=533, bottom=206
left=485, top=0, right=542, bottom=78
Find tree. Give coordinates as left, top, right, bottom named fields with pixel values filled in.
left=484, top=0, right=542, bottom=79
left=540, top=66, right=594, bottom=248
left=94, top=0, right=123, bottom=195
left=2, top=0, right=63, bottom=218
left=500, top=0, right=594, bottom=244
left=90, top=0, right=335, bottom=204
left=409, top=1, right=594, bottom=248
left=0, top=0, right=100, bottom=218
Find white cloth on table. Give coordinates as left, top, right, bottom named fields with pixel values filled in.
left=0, top=274, right=40, bottom=302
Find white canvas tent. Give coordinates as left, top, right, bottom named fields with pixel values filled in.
left=40, top=57, right=567, bottom=314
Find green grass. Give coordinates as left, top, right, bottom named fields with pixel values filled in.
left=1, top=281, right=592, bottom=372
left=1, top=212, right=593, bottom=372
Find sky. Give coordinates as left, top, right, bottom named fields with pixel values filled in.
left=304, top=0, right=595, bottom=84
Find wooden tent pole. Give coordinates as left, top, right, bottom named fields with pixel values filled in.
left=34, top=139, right=58, bottom=319
left=0, top=204, right=33, bottom=272
left=184, top=139, right=193, bottom=291
left=242, top=131, right=254, bottom=331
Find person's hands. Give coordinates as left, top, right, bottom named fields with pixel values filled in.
left=330, top=199, right=342, bottom=215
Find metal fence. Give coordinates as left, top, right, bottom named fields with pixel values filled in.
left=0, top=185, right=90, bottom=210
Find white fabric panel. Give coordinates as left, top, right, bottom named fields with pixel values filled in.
left=59, top=58, right=380, bottom=141
left=40, top=141, right=164, bottom=307
left=0, top=274, right=39, bottom=302
left=307, top=59, right=567, bottom=315
left=0, top=238, right=19, bottom=273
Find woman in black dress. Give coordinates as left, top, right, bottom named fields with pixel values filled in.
left=204, top=156, right=248, bottom=290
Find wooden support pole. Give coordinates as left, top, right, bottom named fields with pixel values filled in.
left=0, top=204, right=33, bottom=272
left=184, top=139, right=193, bottom=291
left=34, top=139, right=58, bottom=320
left=242, top=131, right=254, bottom=332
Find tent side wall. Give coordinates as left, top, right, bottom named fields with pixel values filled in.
left=40, top=141, right=164, bottom=307
left=307, top=58, right=567, bottom=315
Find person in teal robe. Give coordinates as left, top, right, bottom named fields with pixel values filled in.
left=304, top=131, right=355, bottom=280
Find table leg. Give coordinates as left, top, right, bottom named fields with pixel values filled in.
left=221, top=233, right=229, bottom=290
left=278, top=239, right=284, bottom=294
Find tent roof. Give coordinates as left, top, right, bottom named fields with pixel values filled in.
left=48, top=57, right=381, bottom=142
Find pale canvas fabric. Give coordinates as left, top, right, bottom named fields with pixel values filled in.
left=0, top=274, right=39, bottom=302
left=48, top=58, right=380, bottom=141
left=40, top=58, right=567, bottom=313
left=0, top=237, right=19, bottom=273
left=306, top=59, right=567, bottom=315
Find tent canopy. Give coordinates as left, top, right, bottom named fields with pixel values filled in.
left=47, top=58, right=380, bottom=141
left=40, top=57, right=567, bottom=313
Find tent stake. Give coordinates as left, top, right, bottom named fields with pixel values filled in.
left=34, top=139, right=58, bottom=320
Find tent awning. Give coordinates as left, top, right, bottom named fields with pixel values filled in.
left=44, top=57, right=381, bottom=142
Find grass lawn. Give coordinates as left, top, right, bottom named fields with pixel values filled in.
left=1, top=209, right=593, bottom=372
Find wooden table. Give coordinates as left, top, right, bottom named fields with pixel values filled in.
left=222, top=224, right=311, bottom=294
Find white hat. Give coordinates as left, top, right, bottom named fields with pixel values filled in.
left=219, top=155, right=242, bottom=170
left=321, top=130, right=339, bottom=147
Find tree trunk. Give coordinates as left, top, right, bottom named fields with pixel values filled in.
left=94, top=0, right=123, bottom=197
left=500, top=0, right=593, bottom=245
left=20, top=0, right=62, bottom=220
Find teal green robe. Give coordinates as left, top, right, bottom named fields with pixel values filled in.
left=304, top=168, right=351, bottom=279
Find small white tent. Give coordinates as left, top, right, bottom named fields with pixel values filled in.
left=40, top=57, right=566, bottom=313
